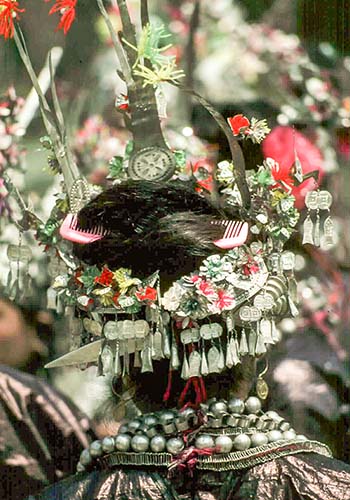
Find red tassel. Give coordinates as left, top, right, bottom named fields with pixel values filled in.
left=163, top=369, right=173, bottom=402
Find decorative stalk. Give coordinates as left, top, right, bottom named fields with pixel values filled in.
left=14, top=27, right=85, bottom=208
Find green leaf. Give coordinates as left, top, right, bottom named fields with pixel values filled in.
left=109, top=156, right=124, bottom=178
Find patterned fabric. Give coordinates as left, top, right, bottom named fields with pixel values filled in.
left=31, top=452, right=350, bottom=500
left=0, top=365, right=95, bottom=499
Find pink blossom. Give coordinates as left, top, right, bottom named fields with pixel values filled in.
left=214, top=290, right=236, bottom=311
left=262, top=126, right=325, bottom=209
left=197, top=280, right=217, bottom=300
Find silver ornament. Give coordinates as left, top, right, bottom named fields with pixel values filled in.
left=267, top=430, right=283, bottom=442
left=245, top=397, right=262, bottom=414
left=102, top=436, right=115, bottom=453
left=250, top=432, right=268, bottom=447
left=282, top=430, right=297, bottom=440
left=195, top=434, right=215, bottom=449
left=227, top=398, right=245, bottom=414
left=209, top=401, right=228, bottom=417
left=166, top=437, right=185, bottom=455
left=245, top=396, right=261, bottom=413
left=296, top=435, right=307, bottom=441
left=131, top=435, right=149, bottom=452
left=143, top=415, right=159, bottom=427
left=89, top=440, right=103, bottom=457
left=128, top=420, right=142, bottom=433
left=80, top=449, right=92, bottom=466
left=150, top=435, right=167, bottom=453
left=215, top=435, right=233, bottom=454
left=76, top=462, right=86, bottom=472
left=233, top=434, right=251, bottom=451
left=115, top=433, right=131, bottom=452
left=118, top=424, right=129, bottom=434
left=265, top=411, right=283, bottom=422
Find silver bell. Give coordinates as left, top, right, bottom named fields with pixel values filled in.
left=233, top=433, right=251, bottom=451
left=131, top=434, right=149, bottom=452
left=115, top=433, right=131, bottom=452
left=195, top=434, right=215, bottom=449
left=166, top=437, right=185, bottom=455
left=215, top=435, right=233, bottom=454
left=150, top=435, right=167, bottom=452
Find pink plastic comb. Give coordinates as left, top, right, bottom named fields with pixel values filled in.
left=59, top=213, right=108, bottom=244
left=212, top=220, right=249, bottom=249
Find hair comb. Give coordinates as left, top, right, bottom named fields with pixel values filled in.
left=60, top=213, right=109, bottom=244
left=212, top=220, right=249, bottom=249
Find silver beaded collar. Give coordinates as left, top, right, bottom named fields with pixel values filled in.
left=77, top=396, right=331, bottom=473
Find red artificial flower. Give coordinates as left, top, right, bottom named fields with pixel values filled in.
left=135, top=286, right=157, bottom=302
left=47, top=0, right=77, bottom=35
left=242, top=258, right=260, bottom=276
left=197, top=280, right=217, bottom=300
left=74, top=269, right=83, bottom=286
left=94, top=267, right=114, bottom=287
left=214, top=290, right=236, bottom=311
left=262, top=126, right=324, bottom=209
left=112, top=292, right=120, bottom=305
left=227, top=114, right=250, bottom=136
left=116, top=94, right=129, bottom=112
left=0, top=0, right=25, bottom=39
left=192, top=160, right=214, bottom=193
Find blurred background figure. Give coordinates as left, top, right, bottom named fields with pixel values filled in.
left=0, top=363, right=95, bottom=500
left=0, top=294, right=52, bottom=374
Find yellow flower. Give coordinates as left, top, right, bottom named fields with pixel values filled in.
left=113, top=268, right=140, bottom=294
left=271, top=189, right=287, bottom=207
left=92, top=287, right=114, bottom=306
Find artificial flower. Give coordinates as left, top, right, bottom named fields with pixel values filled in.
left=242, top=258, right=260, bottom=276
left=162, top=282, right=186, bottom=311
left=245, top=118, right=270, bottom=144
left=93, top=288, right=114, bottom=306
left=47, top=0, right=77, bottom=35
left=0, top=0, right=24, bottom=39
left=227, top=114, right=250, bottom=136
left=192, top=159, right=214, bottom=192
left=135, top=286, right=157, bottom=302
left=113, top=268, right=140, bottom=294
left=94, top=267, right=114, bottom=287
left=197, top=280, right=217, bottom=300
left=262, top=126, right=324, bottom=209
left=213, top=289, right=236, bottom=311
left=199, top=255, right=232, bottom=282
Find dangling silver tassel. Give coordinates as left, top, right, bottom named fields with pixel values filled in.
left=303, top=214, right=314, bottom=245
left=248, top=328, right=257, bottom=356
left=260, top=318, right=273, bottom=344
left=141, top=339, right=153, bottom=373
left=47, top=287, right=58, bottom=310
left=255, top=331, right=267, bottom=356
left=239, top=329, right=249, bottom=355
left=200, top=349, right=209, bottom=376
left=225, top=337, right=234, bottom=369
left=230, top=337, right=241, bottom=365
left=162, top=329, right=171, bottom=358
left=188, top=351, right=201, bottom=378
left=313, top=211, right=320, bottom=246
left=170, top=338, right=180, bottom=370
left=101, top=345, right=114, bottom=375
left=218, top=342, right=225, bottom=372
left=181, top=351, right=190, bottom=379
left=207, top=345, right=220, bottom=374
left=133, top=349, right=141, bottom=368
left=114, top=342, right=122, bottom=377
left=323, top=216, right=334, bottom=247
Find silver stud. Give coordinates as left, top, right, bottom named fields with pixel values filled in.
left=245, top=397, right=262, bottom=414
left=166, top=437, right=185, bottom=455
left=250, top=432, right=268, bottom=447
left=227, top=398, right=245, bottom=414
left=215, top=435, right=233, bottom=454
left=101, top=436, right=115, bottom=453
left=89, top=440, right=103, bottom=457
left=195, top=434, right=215, bottom=449
left=150, top=435, right=167, bottom=453
left=267, top=430, right=283, bottom=442
left=115, top=433, right=131, bottom=452
left=233, top=433, right=251, bottom=451
left=282, top=430, right=297, bottom=440
left=80, top=449, right=92, bottom=466
left=131, top=434, right=149, bottom=452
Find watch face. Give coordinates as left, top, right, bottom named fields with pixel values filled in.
left=128, top=147, right=176, bottom=181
